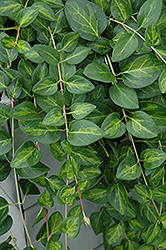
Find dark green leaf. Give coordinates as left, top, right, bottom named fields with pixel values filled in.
left=84, top=62, right=116, bottom=83
left=32, top=2, right=55, bottom=21
left=0, top=161, right=11, bottom=181
left=38, top=190, right=54, bottom=207
left=11, top=141, right=41, bottom=169
left=60, top=47, right=91, bottom=65
left=46, top=175, right=65, bottom=195
left=159, top=69, right=166, bottom=94
left=153, top=186, right=166, bottom=203
left=49, top=141, right=66, bottom=162
left=42, top=108, right=65, bottom=126
left=19, top=179, right=40, bottom=196
left=74, top=148, right=100, bottom=166
left=0, top=131, right=12, bottom=155
left=46, top=239, right=63, bottom=250
left=83, top=184, right=107, bottom=204
left=32, top=63, right=49, bottom=85
left=159, top=212, right=166, bottom=229
left=32, top=77, right=58, bottom=96
left=59, top=160, right=74, bottom=182
left=145, top=23, right=161, bottom=46
left=87, top=37, right=111, bottom=55
left=70, top=102, right=96, bottom=119
left=24, top=46, right=45, bottom=64
left=126, top=111, right=158, bottom=139
left=66, top=75, right=94, bottom=94
left=0, top=70, right=9, bottom=92
left=141, top=148, right=166, bottom=170
left=105, top=223, right=125, bottom=245
left=0, top=215, right=12, bottom=236
left=50, top=9, right=64, bottom=34
left=16, top=7, right=39, bottom=27
left=7, top=77, right=22, bottom=99
left=0, top=197, right=9, bottom=222
left=0, top=0, right=22, bottom=16
left=78, top=166, right=101, bottom=181
left=146, top=222, right=161, bottom=244
left=32, top=207, right=48, bottom=227
left=0, top=103, right=10, bottom=126
left=65, top=0, right=107, bottom=41
left=18, top=58, right=35, bottom=79
left=17, top=162, right=50, bottom=179
left=111, top=0, right=133, bottom=22
left=59, top=216, right=80, bottom=239
left=134, top=185, right=153, bottom=205
left=15, top=39, right=31, bottom=53
left=0, top=33, right=18, bottom=64
left=107, top=182, right=128, bottom=215
left=68, top=119, right=103, bottom=146
left=1, top=37, right=15, bottom=49
left=61, top=32, right=79, bottom=53
left=136, top=81, right=161, bottom=99
left=34, top=45, right=59, bottom=65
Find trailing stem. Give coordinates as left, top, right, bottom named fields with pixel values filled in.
left=11, top=98, right=34, bottom=248
left=110, top=18, right=166, bottom=65
left=122, top=109, right=160, bottom=216
left=9, top=230, right=19, bottom=250
left=159, top=140, right=165, bottom=215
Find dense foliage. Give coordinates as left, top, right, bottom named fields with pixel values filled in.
left=0, top=0, right=166, bottom=249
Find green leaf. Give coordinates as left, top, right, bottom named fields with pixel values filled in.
left=16, top=7, right=39, bottom=27
left=32, top=207, right=48, bottom=227
left=111, top=0, right=133, bottom=22
left=70, top=102, right=96, bottom=119
left=46, top=239, right=63, bottom=250
left=159, top=212, right=166, bottom=229
left=0, top=131, right=12, bottom=155
left=78, top=166, right=101, bottom=181
left=141, top=148, right=166, bottom=170
left=153, top=186, right=166, bottom=203
left=65, top=0, right=107, bottom=41
left=21, top=120, right=60, bottom=144
left=35, top=92, right=65, bottom=113
left=38, top=190, right=54, bottom=207
left=32, top=2, right=55, bottom=21
left=59, top=216, right=80, bottom=239
left=32, top=77, right=58, bottom=96
left=116, top=156, right=141, bottom=180
left=66, top=75, right=94, bottom=94
left=109, top=81, right=139, bottom=109
left=107, top=182, right=128, bottom=215
left=35, top=0, right=64, bottom=8
left=0, top=215, right=12, bottom=236
left=24, top=46, right=45, bottom=64
left=105, top=223, right=125, bottom=245
left=123, top=240, right=140, bottom=250
left=0, top=161, right=11, bottom=181
left=74, top=148, right=100, bottom=166
left=49, top=141, right=66, bottom=162
left=145, top=23, right=161, bottom=46
left=60, top=47, right=91, bottom=64
left=121, top=53, right=165, bottom=88
left=101, top=112, right=126, bottom=139
left=57, top=185, right=75, bottom=199
left=134, top=184, right=153, bottom=205
left=83, top=62, right=116, bottom=83
left=42, top=108, right=65, bottom=126
left=0, top=103, right=10, bottom=126
left=146, top=222, right=161, bottom=244
left=9, top=101, right=40, bottom=121
left=11, top=141, right=41, bottom=169
left=136, top=81, right=161, bottom=100
left=20, top=26, right=36, bottom=42
left=0, top=70, right=9, bottom=92
left=159, top=69, right=166, bottom=94
left=107, top=202, right=136, bottom=221
left=19, top=179, right=40, bottom=196
left=0, top=0, right=22, bottom=17
left=138, top=245, right=154, bottom=250
left=17, top=162, right=50, bottom=179
left=46, top=175, right=65, bottom=195
left=15, top=39, right=31, bottom=54
left=18, top=58, right=35, bottom=79
left=1, top=37, right=15, bottom=49
left=32, top=63, right=49, bottom=85
left=83, top=184, right=107, bottom=204
left=112, top=33, right=138, bottom=62
left=34, top=45, right=59, bottom=66
left=50, top=9, right=64, bottom=34
left=87, top=37, right=111, bottom=55
left=126, top=111, right=158, bottom=139
left=61, top=32, right=79, bottom=52
left=137, top=0, right=163, bottom=28
left=0, top=33, right=18, bottom=64
left=68, top=119, right=103, bottom=146
left=59, top=160, right=74, bottom=181
left=7, top=77, right=22, bottom=99
left=0, top=197, right=9, bottom=222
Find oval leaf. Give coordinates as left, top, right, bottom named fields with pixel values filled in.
left=105, top=223, right=125, bottom=245
left=66, top=75, right=95, bottom=94
left=16, top=7, right=39, bottom=27
left=141, top=148, right=166, bottom=170
left=71, top=102, right=96, bottom=119
left=59, top=216, right=80, bottom=239
left=32, top=77, right=58, bottom=96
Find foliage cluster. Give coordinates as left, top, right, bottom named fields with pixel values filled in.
left=0, top=0, right=166, bottom=249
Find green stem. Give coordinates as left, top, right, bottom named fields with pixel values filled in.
left=159, top=140, right=165, bottom=215
left=9, top=230, right=19, bottom=250
left=24, top=0, right=30, bottom=8
left=105, top=54, right=117, bottom=78
left=0, top=26, right=18, bottom=31
left=110, top=18, right=166, bottom=65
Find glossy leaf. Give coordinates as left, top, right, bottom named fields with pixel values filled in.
left=141, top=148, right=166, bottom=170
left=17, top=162, right=50, bottom=179
left=11, top=141, right=41, bottom=169
left=83, top=184, right=107, bottom=204
left=116, top=156, right=141, bottom=180
left=65, top=0, right=107, bottom=41
left=0, top=33, right=18, bottom=64
left=159, top=69, right=166, bottom=94
left=46, top=175, right=65, bottom=195
left=107, top=182, right=128, bottom=215
left=1, top=37, right=15, bottom=49
left=153, top=186, right=166, bottom=203
left=0, top=197, right=9, bottom=222
left=66, top=75, right=94, bottom=94
left=68, top=119, right=103, bottom=146
left=42, top=108, right=65, bottom=126
left=38, top=190, right=54, bottom=207
left=74, top=148, right=100, bottom=166
left=83, top=62, right=116, bottom=83
left=0, top=131, right=12, bottom=155
left=0, top=103, right=10, bottom=126
left=32, top=2, right=55, bottom=21
left=59, top=160, right=74, bottom=181
left=46, top=240, right=63, bottom=250
left=60, top=47, right=91, bottom=65
left=78, top=166, right=101, bottom=181
left=19, top=179, right=40, bottom=196
left=9, top=101, right=40, bottom=121
left=109, top=81, right=139, bottom=109
left=49, top=141, right=66, bottom=162
left=0, top=70, right=9, bottom=92
left=121, top=53, right=164, bottom=88
left=59, top=216, right=80, bottom=239
left=0, top=215, right=12, bottom=236
left=34, top=45, right=59, bottom=66
left=112, top=33, right=138, bottom=62
left=134, top=185, right=153, bottom=205
left=126, top=111, right=158, bottom=139
left=105, top=223, right=125, bottom=245
left=145, top=23, right=161, bottom=46
left=137, top=0, right=163, bottom=28
left=18, top=59, right=35, bottom=79
left=101, top=112, right=126, bottom=139
left=0, top=161, right=11, bottom=181
left=16, top=7, right=39, bottom=27
left=70, top=102, right=96, bottom=119
left=32, top=77, right=58, bottom=96
left=61, top=32, right=79, bottom=52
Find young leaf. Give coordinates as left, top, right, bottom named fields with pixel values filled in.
left=134, top=185, right=153, bottom=205
left=34, top=45, right=59, bottom=66
left=126, top=111, right=158, bottom=139
left=59, top=216, right=80, bottom=239
left=42, top=108, right=65, bottom=126
left=159, top=69, right=166, bottom=94
left=116, top=156, right=141, bottom=180
left=9, top=101, right=40, bottom=120
left=61, top=32, right=79, bottom=52
left=32, top=77, right=58, bottom=96
left=0, top=131, right=12, bottom=155
left=83, top=62, right=116, bottom=83
left=60, top=47, right=91, bottom=65
left=66, top=75, right=95, bottom=94
left=112, top=33, right=138, bottom=62
left=105, top=223, right=125, bottom=245
left=70, top=102, right=96, bottom=119
left=65, top=0, right=107, bottom=41
left=38, top=190, right=54, bottom=207
left=109, top=81, right=139, bottom=109
left=137, top=0, right=163, bottom=28
left=68, top=119, right=103, bottom=146
left=11, top=141, right=41, bottom=169
left=141, top=148, right=166, bottom=170
left=121, top=53, right=164, bottom=88
left=107, top=182, right=128, bottom=215
left=15, top=7, right=39, bottom=27
left=101, top=112, right=126, bottom=139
